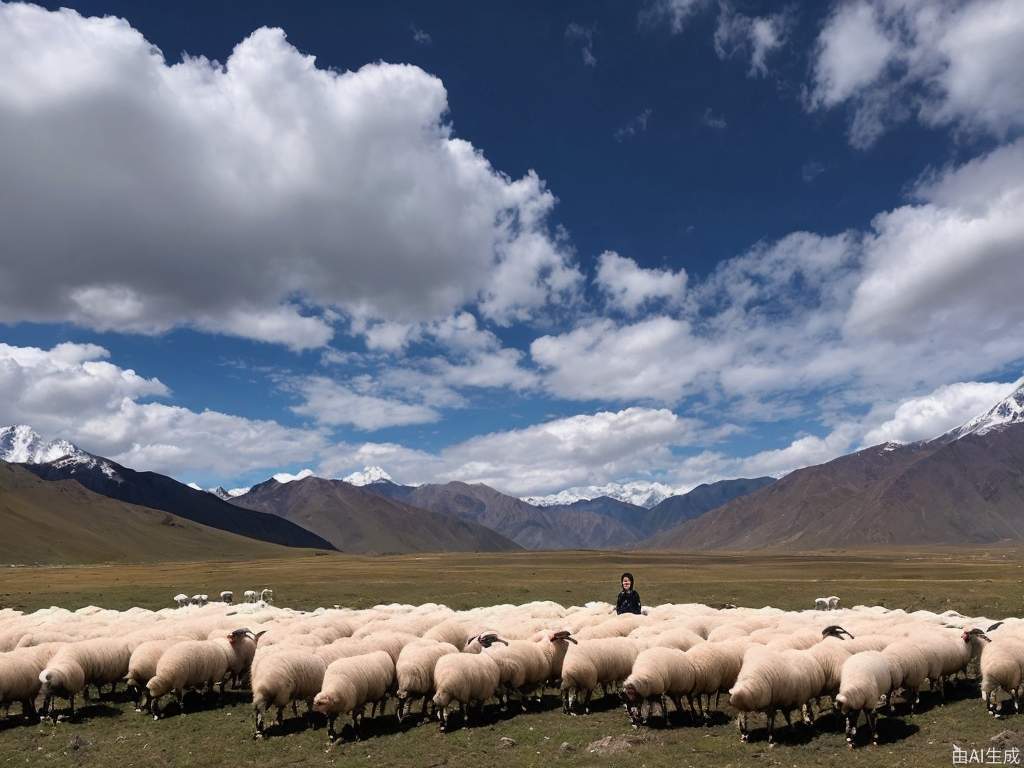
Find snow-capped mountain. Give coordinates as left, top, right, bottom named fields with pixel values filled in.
left=343, top=465, right=394, bottom=486
left=0, top=424, right=120, bottom=480
left=941, top=382, right=1024, bottom=442
left=523, top=480, right=684, bottom=509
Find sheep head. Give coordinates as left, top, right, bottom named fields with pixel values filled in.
left=821, top=625, right=855, bottom=640
left=550, top=630, right=577, bottom=645
left=962, top=628, right=991, bottom=644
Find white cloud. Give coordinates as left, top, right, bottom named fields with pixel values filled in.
left=594, top=251, right=687, bottom=314
left=641, top=0, right=711, bottom=33
left=565, top=22, right=597, bottom=67
left=614, top=109, right=653, bottom=142
left=410, top=25, right=431, bottom=45
left=290, top=376, right=440, bottom=430
left=714, top=2, right=790, bottom=77
left=0, top=4, right=579, bottom=349
left=808, top=0, right=1024, bottom=147
left=320, top=406, right=713, bottom=495
left=0, top=341, right=327, bottom=477
left=861, top=378, right=1024, bottom=445
left=701, top=107, right=728, bottom=130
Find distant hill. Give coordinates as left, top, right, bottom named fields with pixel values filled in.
left=649, top=385, right=1024, bottom=550
left=19, top=447, right=332, bottom=551
left=229, top=476, right=520, bottom=554
left=0, top=463, right=295, bottom=565
left=642, top=477, right=775, bottom=533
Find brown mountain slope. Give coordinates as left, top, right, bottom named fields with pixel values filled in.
left=230, top=477, right=520, bottom=554
left=0, top=463, right=296, bottom=565
left=648, top=425, right=1024, bottom=550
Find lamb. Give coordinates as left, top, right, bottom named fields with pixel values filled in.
left=560, top=637, right=641, bottom=714
left=313, top=650, right=395, bottom=740
left=827, top=596, right=841, bottom=611
left=220, top=591, right=233, bottom=604
left=38, top=638, right=132, bottom=721
left=728, top=646, right=826, bottom=743
left=251, top=649, right=328, bottom=736
left=622, top=647, right=695, bottom=725
left=815, top=598, right=829, bottom=611
left=146, top=639, right=231, bottom=718
left=835, top=651, right=894, bottom=747
left=980, top=634, right=1024, bottom=717
left=174, top=594, right=190, bottom=608
left=431, top=651, right=501, bottom=731
left=125, top=638, right=184, bottom=711
left=261, top=589, right=274, bottom=605
left=395, top=640, right=459, bottom=721
left=244, top=590, right=258, bottom=604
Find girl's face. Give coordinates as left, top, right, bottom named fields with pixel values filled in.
left=622, top=577, right=632, bottom=590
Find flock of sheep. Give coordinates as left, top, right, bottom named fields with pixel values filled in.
left=1, top=594, right=1022, bottom=749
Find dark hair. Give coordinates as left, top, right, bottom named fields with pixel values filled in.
left=620, top=572, right=634, bottom=587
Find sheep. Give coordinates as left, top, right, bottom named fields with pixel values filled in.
left=835, top=651, right=894, bottom=747
left=622, top=647, right=695, bottom=725
left=395, top=640, right=459, bottom=721
left=146, top=639, right=231, bottom=719
left=39, top=638, right=131, bottom=721
left=729, top=646, right=825, bottom=743
left=174, top=594, right=189, bottom=609
left=827, top=596, right=841, bottom=611
left=0, top=645, right=63, bottom=721
left=815, top=598, right=829, bottom=611
left=531, top=629, right=577, bottom=684
left=432, top=651, right=501, bottom=731
left=980, top=634, right=1024, bottom=717
left=212, top=628, right=258, bottom=689
left=881, top=640, right=930, bottom=714
left=261, top=589, right=274, bottom=605
left=560, top=637, right=641, bottom=714
left=125, top=639, right=184, bottom=711
left=251, top=649, right=327, bottom=736
left=244, top=590, right=258, bottom=604
left=478, top=635, right=556, bottom=710
left=220, top=591, right=233, bottom=604
left=313, top=651, right=395, bottom=740
left=685, top=639, right=751, bottom=721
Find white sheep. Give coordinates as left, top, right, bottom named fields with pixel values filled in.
left=560, top=637, right=641, bottom=714
left=174, top=594, right=189, bottom=609
left=313, top=650, right=395, bottom=740
left=685, top=639, right=751, bottom=721
left=980, top=634, right=1024, bottom=717
left=244, top=590, right=258, bottom=604
left=729, top=645, right=825, bottom=743
left=622, top=646, right=695, bottom=724
left=835, top=651, right=894, bottom=747
left=125, top=638, right=184, bottom=711
left=146, top=639, right=230, bottom=718
left=220, top=591, right=233, bottom=604
left=480, top=636, right=553, bottom=710
left=827, top=596, right=841, bottom=611
left=261, top=589, right=274, bottom=605
left=880, top=639, right=930, bottom=714
left=431, top=651, right=501, bottom=731
left=251, top=649, right=327, bottom=736
left=815, top=598, right=829, bottom=611
left=39, top=638, right=131, bottom=720
left=395, top=640, right=459, bottom=721
left=0, top=645, right=62, bottom=721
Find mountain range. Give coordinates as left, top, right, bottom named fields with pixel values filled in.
left=650, top=383, right=1024, bottom=550
left=4, top=382, right=1022, bottom=562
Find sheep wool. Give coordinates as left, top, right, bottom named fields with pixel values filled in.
left=395, top=640, right=459, bottom=721
left=313, top=650, right=395, bottom=740
left=251, top=649, right=328, bottom=736
left=432, top=652, right=501, bottom=731
left=146, top=640, right=230, bottom=718
left=835, top=651, right=894, bottom=747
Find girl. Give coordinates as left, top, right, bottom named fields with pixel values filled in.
left=615, top=572, right=642, bottom=615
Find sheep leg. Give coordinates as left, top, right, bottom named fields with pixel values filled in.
left=715, top=691, right=721, bottom=709
left=327, top=714, right=337, bottom=741
left=845, top=710, right=859, bottom=749
left=738, top=712, right=748, bottom=742
left=767, top=710, right=776, bottom=745
left=582, top=688, right=593, bottom=715
left=438, top=704, right=448, bottom=732
left=254, top=707, right=264, bottom=737
left=292, top=700, right=299, bottom=717
left=22, top=697, right=38, bottom=722
left=68, top=694, right=75, bottom=721
left=275, top=705, right=285, bottom=726
left=868, top=710, right=879, bottom=745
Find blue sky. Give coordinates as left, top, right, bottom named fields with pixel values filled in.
left=1, top=0, right=1022, bottom=498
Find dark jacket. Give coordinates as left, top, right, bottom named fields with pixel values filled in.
left=615, top=589, right=642, bottom=615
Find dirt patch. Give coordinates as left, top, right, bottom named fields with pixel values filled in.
left=586, top=734, right=652, bottom=755
left=990, top=730, right=1024, bottom=750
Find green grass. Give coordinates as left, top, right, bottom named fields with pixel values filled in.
left=2, top=548, right=1022, bottom=767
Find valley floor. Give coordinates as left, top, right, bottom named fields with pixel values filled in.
left=2, top=548, right=1023, bottom=767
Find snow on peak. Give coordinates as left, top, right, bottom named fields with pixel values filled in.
left=523, top=480, right=683, bottom=509
left=187, top=482, right=203, bottom=491
left=343, top=466, right=393, bottom=486
left=272, top=468, right=315, bottom=484
left=207, top=486, right=249, bottom=500
left=943, top=382, right=1024, bottom=441
left=0, top=424, right=120, bottom=480
left=0, top=424, right=78, bottom=464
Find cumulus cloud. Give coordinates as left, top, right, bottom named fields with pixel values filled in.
left=0, top=341, right=327, bottom=477
left=0, top=4, right=579, bottom=349
left=594, top=251, right=687, bottom=314
left=289, top=376, right=441, bottom=431
left=808, top=0, right=1024, bottom=147
left=713, top=2, right=790, bottom=76
left=319, top=406, right=715, bottom=495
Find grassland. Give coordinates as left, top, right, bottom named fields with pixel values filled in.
left=2, top=548, right=1023, bottom=768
